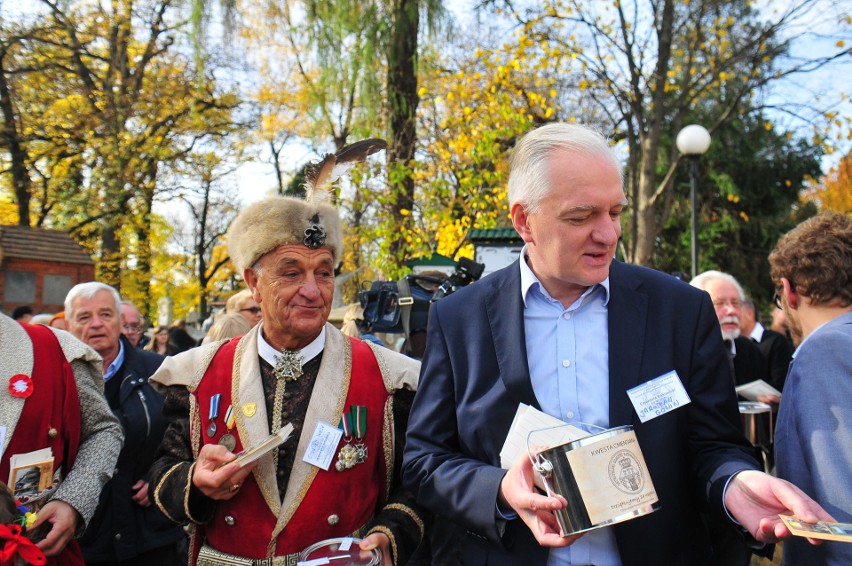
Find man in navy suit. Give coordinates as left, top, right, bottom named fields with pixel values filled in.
left=770, top=212, right=852, bottom=565
left=402, top=123, right=830, bottom=565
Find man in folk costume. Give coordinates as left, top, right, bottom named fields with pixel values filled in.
left=148, top=141, right=425, bottom=565
left=0, top=312, right=123, bottom=565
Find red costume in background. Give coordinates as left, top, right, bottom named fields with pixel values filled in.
left=1, top=324, right=84, bottom=566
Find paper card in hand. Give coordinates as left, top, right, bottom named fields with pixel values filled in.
left=232, top=424, right=294, bottom=468
left=780, top=515, right=852, bottom=543
left=735, top=379, right=782, bottom=401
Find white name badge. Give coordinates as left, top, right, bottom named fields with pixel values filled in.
left=627, top=370, right=691, bottom=423
left=303, top=421, right=343, bottom=471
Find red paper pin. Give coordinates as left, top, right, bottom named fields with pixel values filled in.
left=8, top=374, right=33, bottom=398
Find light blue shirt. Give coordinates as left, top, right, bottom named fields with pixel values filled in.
left=103, top=339, right=126, bottom=382
left=519, top=250, right=622, bottom=566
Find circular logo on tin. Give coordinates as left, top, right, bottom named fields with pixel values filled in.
left=608, top=450, right=644, bottom=494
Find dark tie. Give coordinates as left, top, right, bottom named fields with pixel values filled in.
left=723, top=339, right=736, bottom=382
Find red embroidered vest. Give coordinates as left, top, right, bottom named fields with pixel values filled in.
left=0, top=323, right=84, bottom=566
left=194, top=336, right=389, bottom=558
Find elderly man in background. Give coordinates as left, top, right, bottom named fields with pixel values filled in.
left=690, top=271, right=771, bottom=400
left=0, top=310, right=122, bottom=564
left=120, top=300, right=146, bottom=349
left=148, top=195, right=425, bottom=565
left=770, top=212, right=852, bottom=565
left=65, top=282, right=186, bottom=566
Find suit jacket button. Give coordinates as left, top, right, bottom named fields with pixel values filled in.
left=225, top=515, right=235, bottom=526
left=327, top=514, right=339, bottom=525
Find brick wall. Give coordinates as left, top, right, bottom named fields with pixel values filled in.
left=1, top=257, right=95, bottom=315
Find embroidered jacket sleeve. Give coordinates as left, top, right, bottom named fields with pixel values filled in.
left=52, top=331, right=124, bottom=535
left=363, top=346, right=428, bottom=565
left=148, top=386, right=217, bottom=525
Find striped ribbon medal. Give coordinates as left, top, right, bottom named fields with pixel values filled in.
left=335, top=410, right=358, bottom=471
left=351, top=405, right=368, bottom=465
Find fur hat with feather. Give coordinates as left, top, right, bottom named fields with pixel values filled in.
left=227, top=197, right=344, bottom=272
left=227, top=138, right=386, bottom=272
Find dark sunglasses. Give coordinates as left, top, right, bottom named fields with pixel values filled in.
left=240, top=307, right=262, bottom=314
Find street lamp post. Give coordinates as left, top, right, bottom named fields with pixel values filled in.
left=676, top=125, right=711, bottom=280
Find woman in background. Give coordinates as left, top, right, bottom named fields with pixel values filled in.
left=145, top=326, right=173, bottom=356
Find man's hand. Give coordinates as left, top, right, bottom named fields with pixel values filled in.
left=756, top=394, right=781, bottom=405
left=131, top=479, right=151, bottom=507
left=360, top=532, right=391, bottom=566
left=725, top=470, right=834, bottom=544
left=192, top=443, right=258, bottom=500
left=498, top=450, right=579, bottom=548
left=32, top=500, right=78, bottom=556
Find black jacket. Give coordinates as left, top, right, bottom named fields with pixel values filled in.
left=80, top=336, right=185, bottom=562
left=731, top=335, right=769, bottom=387
left=753, top=329, right=794, bottom=393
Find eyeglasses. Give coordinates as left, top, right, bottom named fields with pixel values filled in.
left=712, top=299, right=742, bottom=310
left=773, top=292, right=782, bottom=310
left=122, top=324, right=143, bottom=334
left=773, top=279, right=795, bottom=310
left=240, top=307, right=262, bottom=315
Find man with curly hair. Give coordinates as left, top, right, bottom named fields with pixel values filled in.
left=769, top=211, right=852, bottom=565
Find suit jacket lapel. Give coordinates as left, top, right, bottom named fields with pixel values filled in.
left=607, top=261, right=648, bottom=426
left=0, top=317, right=35, bottom=457
left=486, top=262, right=540, bottom=410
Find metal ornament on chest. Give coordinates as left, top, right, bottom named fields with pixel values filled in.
left=270, top=349, right=304, bottom=474
left=273, top=350, right=304, bottom=383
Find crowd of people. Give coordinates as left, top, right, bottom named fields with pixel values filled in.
left=1, top=122, right=849, bottom=566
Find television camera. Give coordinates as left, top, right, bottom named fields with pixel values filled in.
left=358, top=257, right=485, bottom=336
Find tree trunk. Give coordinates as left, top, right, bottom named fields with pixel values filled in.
left=100, top=222, right=122, bottom=290
left=386, top=0, right=419, bottom=262
left=0, top=58, right=31, bottom=226
left=632, top=0, right=675, bottom=268
left=134, top=172, right=157, bottom=319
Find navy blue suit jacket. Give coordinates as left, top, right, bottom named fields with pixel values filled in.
left=402, top=260, right=760, bottom=565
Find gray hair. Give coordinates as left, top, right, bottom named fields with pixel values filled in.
left=507, top=123, right=623, bottom=214
left=689, top=270, right=746, bottom=300
left=65, top=282, right=122, bottom=319
left=120, top=300, right=141, bottom=315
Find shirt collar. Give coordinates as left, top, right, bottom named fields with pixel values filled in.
left=104, top=339, right=126, bottom=382
left=518, top=244, right=611, bottom=308
left=257, top=323, right=326, bottom=367
left=750, top=321, right=765, bottom=342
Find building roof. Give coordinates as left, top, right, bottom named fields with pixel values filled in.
left=0, top=225, right=95, bottom=265
left=467, top=227, right=523, bottom=244
left=405, top=253, right=457, bottom=267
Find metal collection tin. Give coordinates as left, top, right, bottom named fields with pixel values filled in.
left=738, top=401, right=774, bottom=446
left=297, top=537, right=381, bottom=565
left=535, top=425, right=660, bottom=536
